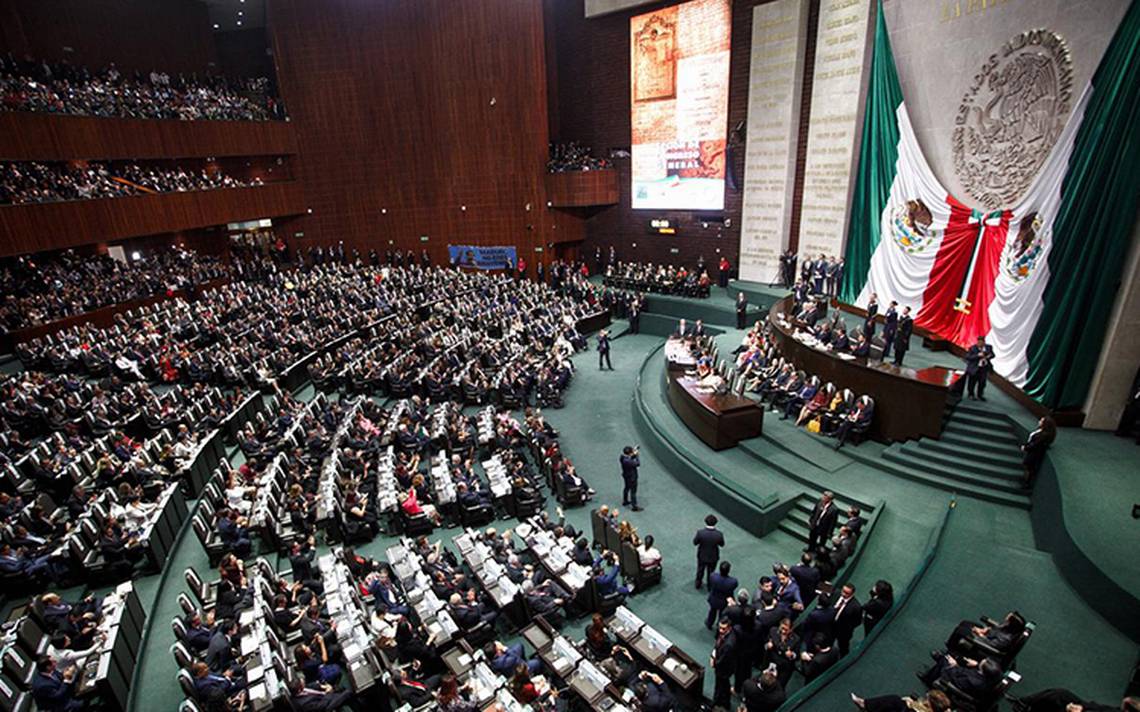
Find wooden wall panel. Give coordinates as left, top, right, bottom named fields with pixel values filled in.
left=546, top=0, right=815, bottom=268
left=544, top=170, right=620, bottom=207
left=0, top=0, right=215, bottom=75
left=268, top=0, right=554, bottom=267
left=0, top=113, right=298, bottom=161
left=0, top=182, right=305, bottom=256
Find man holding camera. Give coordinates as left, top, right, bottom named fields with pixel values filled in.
left=620, top=445, right=642, bottom=511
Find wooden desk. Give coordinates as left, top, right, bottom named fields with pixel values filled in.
left=769, top=296, right=960, bottom=442
left=663, top=339, right=764, bottom=450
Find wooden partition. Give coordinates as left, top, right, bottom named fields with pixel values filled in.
left=543, top=170, right=620, bottom=207
left=0, top=183, right=306, bottom=256
left=0, top=113, right=297, bottom=161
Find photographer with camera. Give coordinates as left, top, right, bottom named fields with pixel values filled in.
left=620, top=445, right=642, bottom=511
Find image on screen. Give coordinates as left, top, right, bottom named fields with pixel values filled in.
left=630, top=0, right=731, bottom=211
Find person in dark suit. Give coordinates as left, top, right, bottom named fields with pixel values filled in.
left=287, top=677, right=355, bottom=711
left=740, top=670, right=785, bottom=712
left=863, top=294, right=879, bottom=339
left=789, top=553, right=821, bottom=608
left=793, top=280, right=809, bottom=308
left=736, top=293, right=749, bottom=329
left=634, top=672, right=675, bottom=712
left=944, top=611, right=1026, bottom=658
left=830, top=583, right=863, bottom=656
left=597, top=330, right=613, bottom=371
left=964, top=336, right=995, bottom=400
left=798, top=633, right=839, bottom=682
left=1021, top=417, right=1056, bottom=487
left=834, top=399, right=874, bottom=450
left=620, top=446, right=642, bottom=510
left=1009, top=688, right=1138, bottom=712
left=851, top=690, right=952, bottom=712
left=674, top=318, right=691, bottom=338
left=862, top=580, right=894, bottom=635
left=806, top=492, right=839, bottom=552
left=205, top=619, right=242, bottom=674
left=31, top=656, right=82, bottom=712
left=893, top=306, right=913, bottom=366
left=706, top=561, right=739, bottom=629
left=918, top=654, right=1003, bottom=695
left=629, top=297, right=641, bottom=334
left=764, top=617, right=801, bottom=682
left=710, top=618, right=738, bottom=709
left=693, top=514, right=725, bottom=590
left=880, top=301, right=898, bottom=360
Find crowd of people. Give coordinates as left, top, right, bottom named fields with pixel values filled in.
left=0, top=54, right=285, bottom=121
left=777, top=251, right=845, bottom=297
left=546, top=142, right=612, bottom=172
left=0, top=160, right=258, bottom=206
left=0, top=247, right=229, bottom=332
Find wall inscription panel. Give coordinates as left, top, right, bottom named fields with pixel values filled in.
left=738, top=0, right=809, bottom=283
left=796, top=0, right=874, bottom=259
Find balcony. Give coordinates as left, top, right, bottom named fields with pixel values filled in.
left=0, top=112, right=298, bottom=161
left=0, top=182, right=306, bottom=256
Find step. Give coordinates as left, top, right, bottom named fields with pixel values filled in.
left=777, top=521, right=810, bottom=542
left=951, top=401, right=1019, bottom=420
left=898, top=444, right=1024, bottom=482
left=947, top=411, right=1019, bottom=434
left=937, top=432, right=1023, bottom=457
left=942, top=421, right=1021, bottom=445
left=881, top=450, right=1029, bottom=494
left=846, top=450, right=1032, bottom=509
left=737, top=442, right=878, bottom=512
left=786, top=508, right=812, bottom=529
left=920, top=439, right=1023, bottom=469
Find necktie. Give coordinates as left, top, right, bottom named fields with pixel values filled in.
left=834, top=598, right=848, bottom=621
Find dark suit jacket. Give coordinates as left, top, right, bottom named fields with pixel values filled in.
left=740, top=677, right=786, bottom=712
left=641, top=680, right=676, bottom=712
left=712, top=630, right=738, bottom=675
left=205, top=631, right=234, bottom=671
left=802, top=647, right=840, bottom=681
left=693, top=527, right=724, bottom=564
left=808, top=501, right=839, bottom=537
left=620, top=454, right=640, bottom=481
left=790, top=564, right=821, bottom=603
left=292, top=687, right=355, bottom=711
left=862, top=596, right=891, bottom=634
left=832, top=597, right=864, bottom=639
left=895, top=317, right=913, bottom=348
left=707, top=573, right=739, bottom=609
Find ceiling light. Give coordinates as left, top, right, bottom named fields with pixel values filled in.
left=238, top=11, right=243, bottom=15
left=236, top=20, right=242, bottom=26
left=213, top=23, right=220, bottom=29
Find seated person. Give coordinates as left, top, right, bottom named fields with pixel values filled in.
left=584, top=612, right=614, bottom=660
left=287, top=677, right=354, bottom=711
left=850, top=690, right=952, bottom=712
left=634, top=671, right=676, bottom=712
left=945, top=611, right=1026, bottom=658
left=637, top=535, right=662, bottom=569
left=917, top=654, right=1003, bottom=696
left=31, top=655, right=83, bottom=712
left=592, top=550, right=632, bottom=598
left=486, top=640, right=542, bottom=676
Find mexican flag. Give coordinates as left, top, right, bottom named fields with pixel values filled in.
left=841, top=0, right=1140, bottom=410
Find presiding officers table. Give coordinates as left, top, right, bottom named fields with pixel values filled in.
left=768, top=296, right=961, bottom=442
left=663, top=338, right=764, bottom=450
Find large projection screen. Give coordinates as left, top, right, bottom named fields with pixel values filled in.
left=630, top=0, right=731, bottom=211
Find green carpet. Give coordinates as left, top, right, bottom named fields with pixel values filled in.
left=123, top=323, right=1140, bottom=710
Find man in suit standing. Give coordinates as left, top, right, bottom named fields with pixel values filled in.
left=830, top=583, right=863, bottom=656
left=880, top=301, right=898, bottom=360
left=629, top=296, right=641, bottom=334
left=709, top=618, right=738, bottom=709
left=806, top=492, right=839, bottom=553
left=693, top=514, right=725, bottom=590
left=863, top=294, right=879, bottom=340
left=893, top=306, right=913, bottom=366
left=706, top=561, right=739, bottom=629
left=964, top=335, right=995, bottom=400
left=740, top=670, right=786, bottom=712
left=736, top=293, right=749, bottom=329
left=620, top=446, right=642, bottom=511
left=597, top=330, right=613, bottom=371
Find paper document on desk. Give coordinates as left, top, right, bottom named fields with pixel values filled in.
left=240, top=636, right=257, bottom=656
left=662, top=657, right=680, bottom=673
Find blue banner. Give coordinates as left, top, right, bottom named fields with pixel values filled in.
left=447, top=245, right=518, bottom=270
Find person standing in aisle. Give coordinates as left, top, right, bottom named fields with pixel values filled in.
left=693, top=514, right=725, bottom=590
left=736, top=292, right=749, bottom=330
left=892, top=306, right=913, bottom=367
left=597, top=329, right=613, bottom=371
left=620, top=446, right=642, bottom=511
